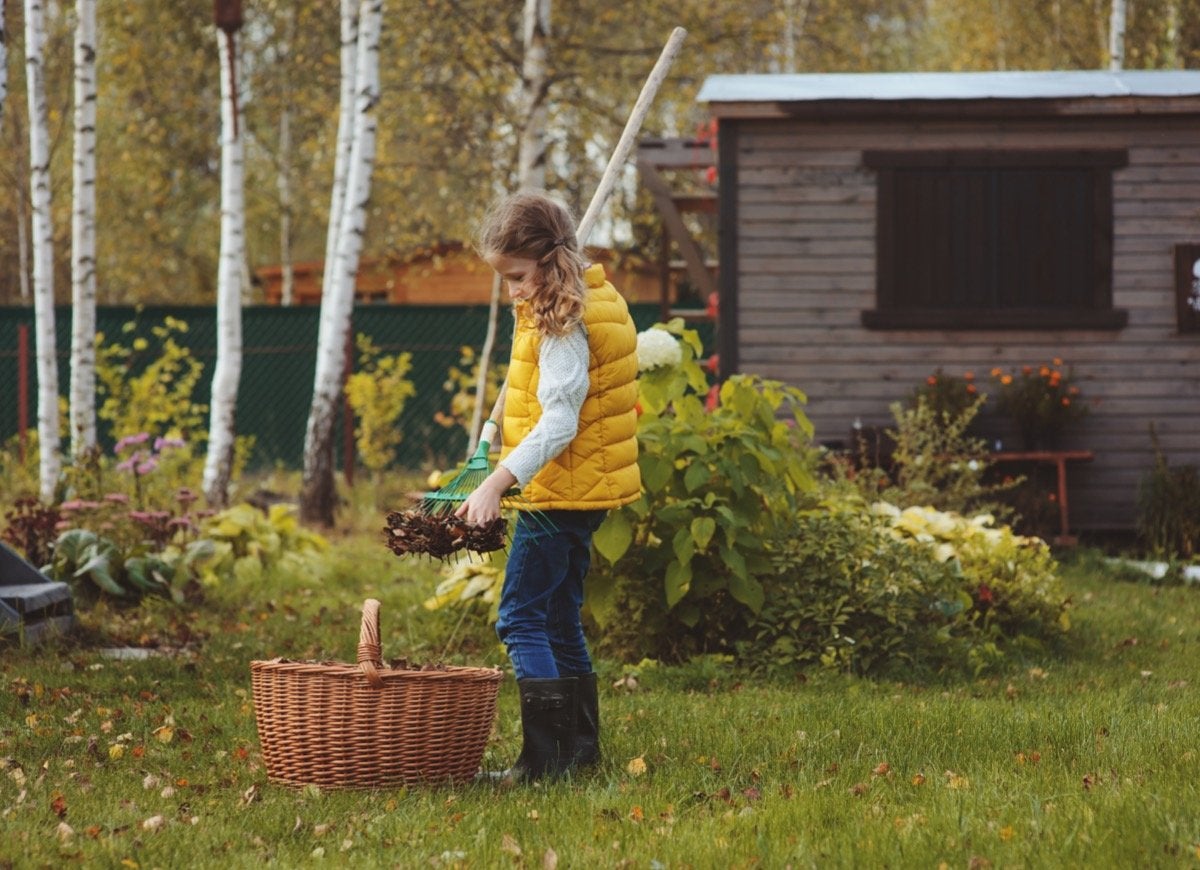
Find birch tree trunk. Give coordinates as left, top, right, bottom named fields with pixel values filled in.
left=300, top=0, right=382, bottom=525
left=25, top=0, right=60, bottom=502
left=319, top=0, right=359, bottom=314
left=277, top=7, right=296, bottom=306
left=1, top=1, right=7, bottom=123
left=202, top=26, right=246, bottom=505
left=70, top=0, right=98, bottom=456
left=467, top=0, right=550, bottom=454
left=1109, top=0, right=1127, bottom=70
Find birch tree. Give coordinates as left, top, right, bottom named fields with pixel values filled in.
left=25, top=0, right=60, bottom=502
left=276, top=6, right=296, bottom=306
left=1, top=1, right=7, bottom=125
left=1108, top=0, right=1126, bottom=70
left=467, top=0, right=551, bottom=454
left=70, top=0, right=98, bottom=456
left=300, top=0, right=382, bottom=525
left=202, top=6, right=247, bottom=505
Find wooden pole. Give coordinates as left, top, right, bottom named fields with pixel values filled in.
left=576, top=26, right=687, bottom=247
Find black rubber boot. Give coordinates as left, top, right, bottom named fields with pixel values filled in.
left=571, top=672, right=600, bottom=768
left=496, top=677, right=577, bottom=784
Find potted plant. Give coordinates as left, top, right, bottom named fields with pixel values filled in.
left=989, top=360, right=1087, bottom=450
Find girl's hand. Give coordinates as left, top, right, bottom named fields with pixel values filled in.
left=454, top=467, right=517, bottom=525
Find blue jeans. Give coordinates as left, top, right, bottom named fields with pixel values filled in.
left=495, top=509, right=608, bottom=680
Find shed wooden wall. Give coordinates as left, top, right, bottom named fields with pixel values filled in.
left=731, top=115, right=1200, bottom=531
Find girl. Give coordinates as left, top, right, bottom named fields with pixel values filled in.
left=455, top=191, right=641, bottom=782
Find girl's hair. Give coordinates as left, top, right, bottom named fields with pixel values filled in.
left=476, top=191, right=587, bottom=337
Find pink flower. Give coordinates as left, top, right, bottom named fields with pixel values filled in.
left=104, top=492, right=130, bottom=504
left=114, top=432, right=151, bottom=454
left=154, top=436, right=186, bottom=451
left=176, top=488, right=198, bottom=504
left=135, top=458, right=159, bottom=475
left=59, top=499, right=84, bottom=511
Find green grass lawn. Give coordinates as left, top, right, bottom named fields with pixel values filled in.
left=2, top=541, right=1198, bottom=869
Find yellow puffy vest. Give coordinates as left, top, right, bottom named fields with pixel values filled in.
left=501, top=263, right=641, bottom=510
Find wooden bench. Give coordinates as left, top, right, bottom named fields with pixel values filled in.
left=989, top=450, right=1095, bottom=546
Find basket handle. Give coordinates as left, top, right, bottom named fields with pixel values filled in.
left=357, top=598, right=384, bottom=689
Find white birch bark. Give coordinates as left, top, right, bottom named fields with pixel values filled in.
left=468, top=0, right=550, bottom=454
left=301, top=0, right=382, bottom=524
left=202, top=27, right=246, bottom=505
left=318, top=0, right=359, bottom=317
left=1109, top=0, right=1127, bottom=71
left=277, top=7, right=296, bottom=306
left=70, top=0, right=98, bottom=455
left=1, top=0, right=7, bottom=120
left=25, top=0, right=60, bottom=502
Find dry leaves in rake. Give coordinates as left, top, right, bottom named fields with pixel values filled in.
left=383, top=509, right=506, bottom=560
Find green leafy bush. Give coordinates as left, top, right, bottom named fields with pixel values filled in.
left=588, top=321, right=818, bottom=660
left=743, top=498, right=1070, bottom=677
left=910, top=368, right=983, bottom=421
left=744, top=503, right=970, bottom=675
left=841, top=395, right=1015, bottom=520
left=44, top=528, right=203, bottom=603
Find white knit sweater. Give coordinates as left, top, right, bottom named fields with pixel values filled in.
left=499, top=324, right=590, bottom=487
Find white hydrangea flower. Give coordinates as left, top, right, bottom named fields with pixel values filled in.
left=635, top=328, right=683, bottom=372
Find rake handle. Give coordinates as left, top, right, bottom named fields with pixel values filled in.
left=576, top=26, right=688, bottom=247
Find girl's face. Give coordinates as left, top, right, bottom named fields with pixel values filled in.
left=487, top=254, right=538, bottom=302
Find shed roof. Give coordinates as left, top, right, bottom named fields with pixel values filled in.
left=698, top=70, right=1200, bottom=103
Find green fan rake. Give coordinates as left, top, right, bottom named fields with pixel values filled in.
left=384, top=422, right=554, bottom=560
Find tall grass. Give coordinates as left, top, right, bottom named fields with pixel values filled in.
left=1, top=539, right=1197, bottom=868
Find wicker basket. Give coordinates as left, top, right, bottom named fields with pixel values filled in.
left=250, top=598, right=503, bottom=788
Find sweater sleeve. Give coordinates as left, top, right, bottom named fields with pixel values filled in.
left=500, top=326, right=590, bottom=487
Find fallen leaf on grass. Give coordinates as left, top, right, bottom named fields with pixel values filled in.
left=240, top=785, right=259, bottom=807
left=849, top=782, right=869, bottom=797
left=313, top=823, right=332, bottom=836
left=911, top=773, right=926, bottom=786
left=543, top=847, right=558, bottom=870
left=944, top=771, right=970, bottom=790
left=142, top=815, right=164, bottom=832
left=500, top=834, right=521, bottom=856
left=999, top=825, right=1015, bottom=842
left=153, top=726, right=174, bottom=744
left=872, top=762, right=890, bottom=777
left=56, top=822, right=74, bottom=842
left=627, top=756, right=647, bottom=777
left=50, top=791, right=67, bottom=818
left=142, top=774, right=160, bottom=790
left=629, top=806, right=644, bottom=822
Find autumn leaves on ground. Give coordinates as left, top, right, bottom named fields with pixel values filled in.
left=2, top=542, right=1198, bottom=869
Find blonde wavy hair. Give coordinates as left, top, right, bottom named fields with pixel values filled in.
left=476, top=191, right=587, bottom=337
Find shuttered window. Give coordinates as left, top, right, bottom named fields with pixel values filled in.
left=862, top=150, right=1129, bottom=330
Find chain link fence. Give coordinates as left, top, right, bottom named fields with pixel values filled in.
left=0, top=304, right=714, bottom=471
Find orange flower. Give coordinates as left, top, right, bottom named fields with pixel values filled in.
left=1053, top=357, right=1063, bottom=366
left=990, top=367, right=1003, bottom=377
left=1039, top=366, right=1050, bottom=377
left=1001, top=375, right=1013, bottom=385
left=926, top=376, right=937, bottom=386
left=964, top=371, right=975, bottom=380
left=1061, top=397, right=1071, bottom=406
left=967, top=384, right=977, bottom=394
left=1069, top=386, right=1080, bottom=395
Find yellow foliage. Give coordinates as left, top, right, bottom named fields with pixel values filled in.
left=343, top=334, right=417, bottom=473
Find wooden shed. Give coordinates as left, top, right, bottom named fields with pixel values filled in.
left=698, top=70, right=1200, bottom=532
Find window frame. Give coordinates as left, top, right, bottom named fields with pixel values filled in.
left=861, top=149, right=1129, bottom=330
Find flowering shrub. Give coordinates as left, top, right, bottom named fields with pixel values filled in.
left=990, top=359, right=1087, bottom=449
left=911, top=369, right=983, bottom=421
left=635, top=327, right=683, bottom=372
